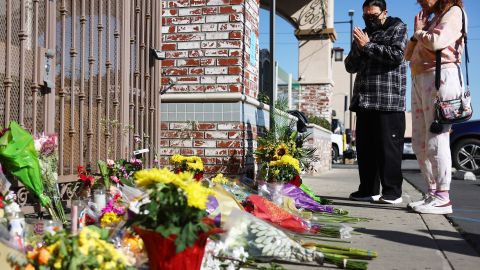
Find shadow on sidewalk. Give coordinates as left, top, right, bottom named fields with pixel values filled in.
left=356, top=228, right=480, bottom=257
left=321, top=196, right=408, bottom=211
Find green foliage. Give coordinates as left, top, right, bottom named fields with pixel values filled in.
left=307, top=115, right=331, bottom=131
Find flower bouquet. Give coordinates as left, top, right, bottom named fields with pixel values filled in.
left=98, top=158, right=143, bottom=188
left=99, top=192, right=126, bottom=228
left=9, top=226, right=132, bottom=270
left=170, top=154, right=204, bottom=181
left=126, top=168, right=219, bottom=270
left=34, top=133, right=68, bottom=225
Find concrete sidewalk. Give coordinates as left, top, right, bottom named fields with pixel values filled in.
left=286, top=165, right=480, bottom=270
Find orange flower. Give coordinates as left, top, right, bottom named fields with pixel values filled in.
left=25, top=264, right=35, bottom=270
left=26, top=250, right=38, bottom=260
left=38, top=248, right=51, bottom=265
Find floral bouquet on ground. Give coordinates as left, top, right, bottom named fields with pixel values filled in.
left=99, top=192, right=127, bottom=228
left=34, top=133, right=68, bottom=225
left=267, top=154, right=301, bottom=184
left=126, top=168, right=220, bottom=270
left=98, top=158, right=143, bottom=189
left=170, top=154, right=204, bottom=181
left=9, top=226, right=133, bottom=270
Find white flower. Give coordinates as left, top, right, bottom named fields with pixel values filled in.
left=4, top=202, right=20, bottom=214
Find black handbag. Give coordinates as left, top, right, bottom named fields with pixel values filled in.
left=434, top=7, right=472, bottom=124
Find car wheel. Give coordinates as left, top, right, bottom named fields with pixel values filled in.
left=332, top=145, right=339, bottom=163
left=452, top=138, right=480, bottom=175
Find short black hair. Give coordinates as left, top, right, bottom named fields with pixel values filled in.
left=362, top=0, right=387, bottom=11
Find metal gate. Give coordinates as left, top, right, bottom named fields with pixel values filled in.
left=1, top=0, right=162, bottom=183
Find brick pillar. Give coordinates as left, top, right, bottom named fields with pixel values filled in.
left=160, top=0, right=260, bottom=178
left=299, top=84, right=333, bottom=120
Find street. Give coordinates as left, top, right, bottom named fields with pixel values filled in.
left=402, top=160, right=480, bottom=256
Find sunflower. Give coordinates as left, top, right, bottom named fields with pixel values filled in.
left=273, top=143, right=289, bottom=160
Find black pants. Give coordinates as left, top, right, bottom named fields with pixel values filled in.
left=355, top=110, right=405, bottom=200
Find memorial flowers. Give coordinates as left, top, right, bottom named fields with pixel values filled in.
left=267, top=154, right=301, bottom=183
left=170, top=154, right=204, bottom=181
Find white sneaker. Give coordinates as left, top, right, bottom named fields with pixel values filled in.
left=413, top=196, right=452, bottom=214
left=349, top=192, right=381, bottom=202
left=371, top=195, right=382, bottom=202
left=407, top=194, right=432, bottom=209
left=378, top=197, right=403, bottom=204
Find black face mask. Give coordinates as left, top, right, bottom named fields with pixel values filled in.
left=364, top=18, right=382, bottom=31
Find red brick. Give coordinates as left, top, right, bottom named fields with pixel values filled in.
left=188, top=50, right=204, bottom=57
left=218, top=58, right=240, bottom=66
left=197, top=123, right=217, bottom=130
left=228, top=66, right=242, bottom=75
left=165, top=68, right=188, bottom=76
left=162, top=43, right=177, bottom=51
left=202, top=7, right=217, bottom=14
left=229, top=31, right=242, bottom=39
left=189, top=85, right=206, bottom=92
left=201, top=58, right=216, bottom=66
left=177, top=77, right=199, bottom=83
left=180, top=149, right=195, bottom=155
left=217, top=140, right=242, bottom=148
left=230, top=0, right=243, bottom=4
left=189, top=68, right=204, bottom=75
left=162, top=59, right=175, bottom=67
left=229, top=84, right=241, bottom=92
left=229, top=14, right=242, bottom=22
left=219, top=6, right=243, bottom=13
left=178, top=59, right=200, bottom=66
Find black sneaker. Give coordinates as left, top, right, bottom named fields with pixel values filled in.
left=349, top=191, right=381, bottom=202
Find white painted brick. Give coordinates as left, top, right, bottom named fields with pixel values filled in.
left=177, top=42, right=201, bottom=50
left=218, top=23, right=243, bottom=31
left=206, top=0, right=228, bottom=6
left=177, top=24, right=201, bottom=33
left=201, top=24, right=218, bottom=32
left=200, top=76, right=216, bottom=84
left=178, top=8, right=203, bottom=16
left=204, top=67, right=228, bottom=75
left=206, top=14, right=229, bottom=23
left=205, top=32, right=229, bottom=40
left=201, top=41, right=217, bottom=48
left=162, top=9, right=178, bottom=17
left=194, top=140, right=216, bottom=148
left=217, top=75, right=241, bottom=84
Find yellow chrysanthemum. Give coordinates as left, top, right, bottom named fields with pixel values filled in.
left=100, top=212, right=123, bottom=228
left=170, top=154, right=184, bottom=164
left=211, top=173, right=229, bottom=184
left=134, top=168, right=177, bottom=187
left=183, top=181, right=213, bottom=210
left=269, top=154, right=301, bottom=173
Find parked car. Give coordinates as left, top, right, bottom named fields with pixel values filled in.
left=450, top=119, right=480, bottom=175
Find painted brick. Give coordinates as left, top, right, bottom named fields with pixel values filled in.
left=191, top=0, right=207, bottom=6
left=176, top=76, right=200, bottom=84
left=217, top=140, right=242, bottom=148
left=229, top=49, right=242, bottom=57
left=205, top=14, right=230, bottom=23
left=170, top=122, right=194, bottom=130
left=219, top=5, right=243, bottom=13
left=159, top=148, right=181, bottom=155
left=177, top=59, right=201, bottom=66
left=229, top=14, right=243, bottom=22
left=205, top=32, right=230, bottom=40
left=178, top=7, right=203, bottom=16
left=218, top=58, right=240, bottom=66
left=190, top=16, right=206, bottom=24
left=205, top=131, right=229, bottom=139
left=188, top=50, right=204, bottom=57
left=228, top=131, right=242, bottom=139
left=197, top=123, right=217, bottom=130
left=165, top=33, right=204, bottom=42
left=228, top=66, right=242, bottom=75
left=200, top=76, right=216, bottom=84
left=205, top=85, right=228, bottom=92
left=200, top=58, right=216, bottom=66
left=204, top=66, right=228, bottom=75
left=162, top=43, right=177, bottom=51
left=177, top=42, right=201, bottom=50
left=169, top=17, right=191, bottom=25
left=217, top=40, right=241, bottom=48
left=189, top=85, right=206, bottom=92
left=162, top=26, right=176, bottom=34
left=202, top=7, right=217, bottom=14
left=217, top=75, right=241, bottom=83
left=194, top=140, right=217, bottom=148
left=218, top=123, right=244, bottom=130
left=169, top=0, right=190, bottom=7
left=201, top=41, right=217, bottom=49
left=206, top=0, right=230, bottom=5
left=189, top=67, right=204, bottom=75
left=165, top=68, right=188, bottom=76
left=166, top=51, right=189, bottom=58
left=205, top=49, right=228, bottom=57
left=229, top=84, right=242, bottom=92
left=201, top=24, right=218, bottom=32
left=161, top=59, right=175, bottom=67
left=177, top=25, right=201, bottom=33
left=162, top=9, right=178, bottom=17
left=188, top=131, right=205, bottom=139
left=229, top=31, right=242, bottom=39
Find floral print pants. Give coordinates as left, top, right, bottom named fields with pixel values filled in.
left=411, top=68, right=463, bottom=191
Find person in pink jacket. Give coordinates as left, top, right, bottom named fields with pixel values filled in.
left=405, top=0, right=467, bottom=214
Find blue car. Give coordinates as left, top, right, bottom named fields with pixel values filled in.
left=450, top=119, right=480, bottom=174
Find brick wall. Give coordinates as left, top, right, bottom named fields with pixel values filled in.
left=160, top=0, right=261, bottom=177
left=299, top=84, right=333, bottom=121
left=161, top=0, right=259, bottom=98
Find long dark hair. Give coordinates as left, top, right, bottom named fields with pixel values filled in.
left=432, top=0, right=464, bottom=14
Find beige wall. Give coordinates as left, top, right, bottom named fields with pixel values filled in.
left=331, top=53, right=355, bottom=130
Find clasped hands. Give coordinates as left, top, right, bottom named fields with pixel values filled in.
left=353, top=27, right=370, bottom=50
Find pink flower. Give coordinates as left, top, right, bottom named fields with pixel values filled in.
left=134, top=137, right=142, bottom=144
left=129, top=158, right=142, bottom=165
left=106, top=159, right=115, bottom=167
left=110, top=175, right=120, bottom=183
